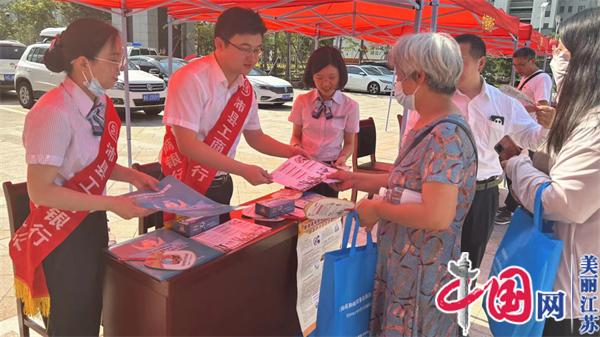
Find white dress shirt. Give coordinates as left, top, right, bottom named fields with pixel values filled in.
left=163, top=54, right=261, bottom=161
left=288, top=89, right=359, bottom=162
left=403, top=79, right=549, bottom=180
left=506, top=108, right=600, bottom=318
left=23, top=77, right=107, bottom=186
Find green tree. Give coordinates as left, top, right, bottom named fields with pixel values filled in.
left=5, top=0, right=60, bottom=44
left=58, top=3, right=111, bottom=24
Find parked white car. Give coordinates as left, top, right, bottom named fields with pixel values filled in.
left=15, top=43, right=167, bottom=116
left=345, top=64, right=393, bottom=94
left=0, top=40, right=26, bottom=92
left=247, top=68, right=293, bottom=106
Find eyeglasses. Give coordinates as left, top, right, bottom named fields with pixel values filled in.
left=223, top=39, right=263, bottom=57
left=95, top=53, right=126, bottom=68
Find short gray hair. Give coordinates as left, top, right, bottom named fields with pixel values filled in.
left=389, top=33, right=463, bottom=95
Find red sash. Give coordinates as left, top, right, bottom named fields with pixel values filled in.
left=9, top=98, right=121, bottom=317
left=160, top=76, right=253, bottom=200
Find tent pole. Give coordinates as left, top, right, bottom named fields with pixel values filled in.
left=431, top=0, right=439, bottom=32
left=286, top=32, right=291, bottom=82
left=120, top=4, right=133, bottom=191
left=314, top=24, right=320, bottom=50
left=510, top=36, right=518, bottom=86
left=168, top=15, right=173, bottom=75
left=385, top=68, right=396, bottom=132
left=414, top=2, right=422, bottom=33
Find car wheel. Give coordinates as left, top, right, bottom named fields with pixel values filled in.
left=17, top=81, right=34, bottom=109
left=144, top=108, right=163, bottom=116
left=367, top=82, right=380, bottom=95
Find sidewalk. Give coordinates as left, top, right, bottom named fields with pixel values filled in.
left=0, top=89, right=506, bottom=336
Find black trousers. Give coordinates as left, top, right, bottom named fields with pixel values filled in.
left=460, top=185, right=499, bottom=269
left=543, top=317, right=600, bottom=336
left=205, top=174, right=234, bottom=223
left=42, top=211, right=108, bottom=337
left=308, top=182, right=339, bottom=198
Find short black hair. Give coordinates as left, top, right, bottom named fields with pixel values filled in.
left=455, top=34, right=487, bottom=59
left=214, top=7, right=267, bottom=41
left=303, top=46, right=348, bottom=89
left=513, top=47, right=536, bottom=59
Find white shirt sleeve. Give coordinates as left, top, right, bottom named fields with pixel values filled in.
left=288, top=94, right=304, bottom=125
left=506, top=121, right=600, bottom=224
left=23, top=107, right=71, bottom=167
left=506, top=96, right=548, bottom=149
left=532, top=74, right=553, bottom=103
left=162, top=69, right=204, bottom=132
left=242, top=99, right=261, bottom=131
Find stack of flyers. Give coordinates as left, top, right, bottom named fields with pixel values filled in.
left=192, top=218, right=271, bottom=253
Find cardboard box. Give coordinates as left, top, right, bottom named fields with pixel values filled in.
left=171, top=215, right=220, bottom=237
left=255, top=199, right=295, bottom=218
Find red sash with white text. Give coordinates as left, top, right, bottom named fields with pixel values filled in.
left=9, top=98, right=121, bottom=317
left=160, top=76, right=253, bottom=204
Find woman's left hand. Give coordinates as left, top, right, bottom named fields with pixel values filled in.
left=356, top=199, right=380, bottom=232
left=130, top=170, right=160, bottom=191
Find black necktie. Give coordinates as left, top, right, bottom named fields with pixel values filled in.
left=87, top=101, right=105, bottom=136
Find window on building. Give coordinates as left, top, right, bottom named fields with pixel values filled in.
left=578, top=5, right=585, bottom=12
left=543, top=23, right=549, bottom=29
left=568, top=6, right=573, bottom=12
left=559, top=6, right=565, bottom=13
left=545, top=10, right=551, bottom=17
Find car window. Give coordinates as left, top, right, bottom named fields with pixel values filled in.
left=159, top=59, right=187, bottom=73
left=0, top=45, right=26, bottom=59
left=139, top=48, right=149, bottom=55
left=130, top=49, right=140, bottom=56
left=347, top=66, right=361, bottom=75
left=377, top=67, right=393, bottom=75
left=26, top=48, right=37, bottom=62
left=37, top=47, right=48, bottom=63
left=363, top=67, right=380, bottom=76
left=149, top=49, right=158, bottom=55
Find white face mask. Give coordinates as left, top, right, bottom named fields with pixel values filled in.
left=394, top=80, right=419, bottom=111
left=549, top=52, right=569, bottom=91
left=82, top=63, right=106, bottom=97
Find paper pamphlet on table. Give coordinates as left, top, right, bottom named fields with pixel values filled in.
left=108, top=229, right=223, bottom=281
left=192, top=218, right=271, bottom=253
left=272, top=155, right=338, bottom=191
left=126, top=175, right=235, bottom=218
left=295, top=217, right=344, bottom=336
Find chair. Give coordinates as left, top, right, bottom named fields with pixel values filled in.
left=3, top=181, right=49, bottom=337
left=351, top=117, right=393, bottom=202
left=131, top=162, right=164, bottom=235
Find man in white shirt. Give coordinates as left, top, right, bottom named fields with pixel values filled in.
left=161, top=7, right=301, bottom=215
left=453, top=34, right=555, bottom=268
left=496, top=47, right=554, bottom=224
left=513, top=47, right=553, bottom=109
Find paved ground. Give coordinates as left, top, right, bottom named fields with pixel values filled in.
left=0, top=89, right=507, bottom=336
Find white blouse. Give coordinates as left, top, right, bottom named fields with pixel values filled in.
left=23, top=77, right=107, bottom=185
left=288, top=89, right=359, bottom=162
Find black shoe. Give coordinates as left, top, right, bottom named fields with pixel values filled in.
left=495, top=206, right=512, bottom=225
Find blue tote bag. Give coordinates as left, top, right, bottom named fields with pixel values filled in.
left=314, top=211, right=378, bottom=337
left=487, top=182, right=563, bottom=337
